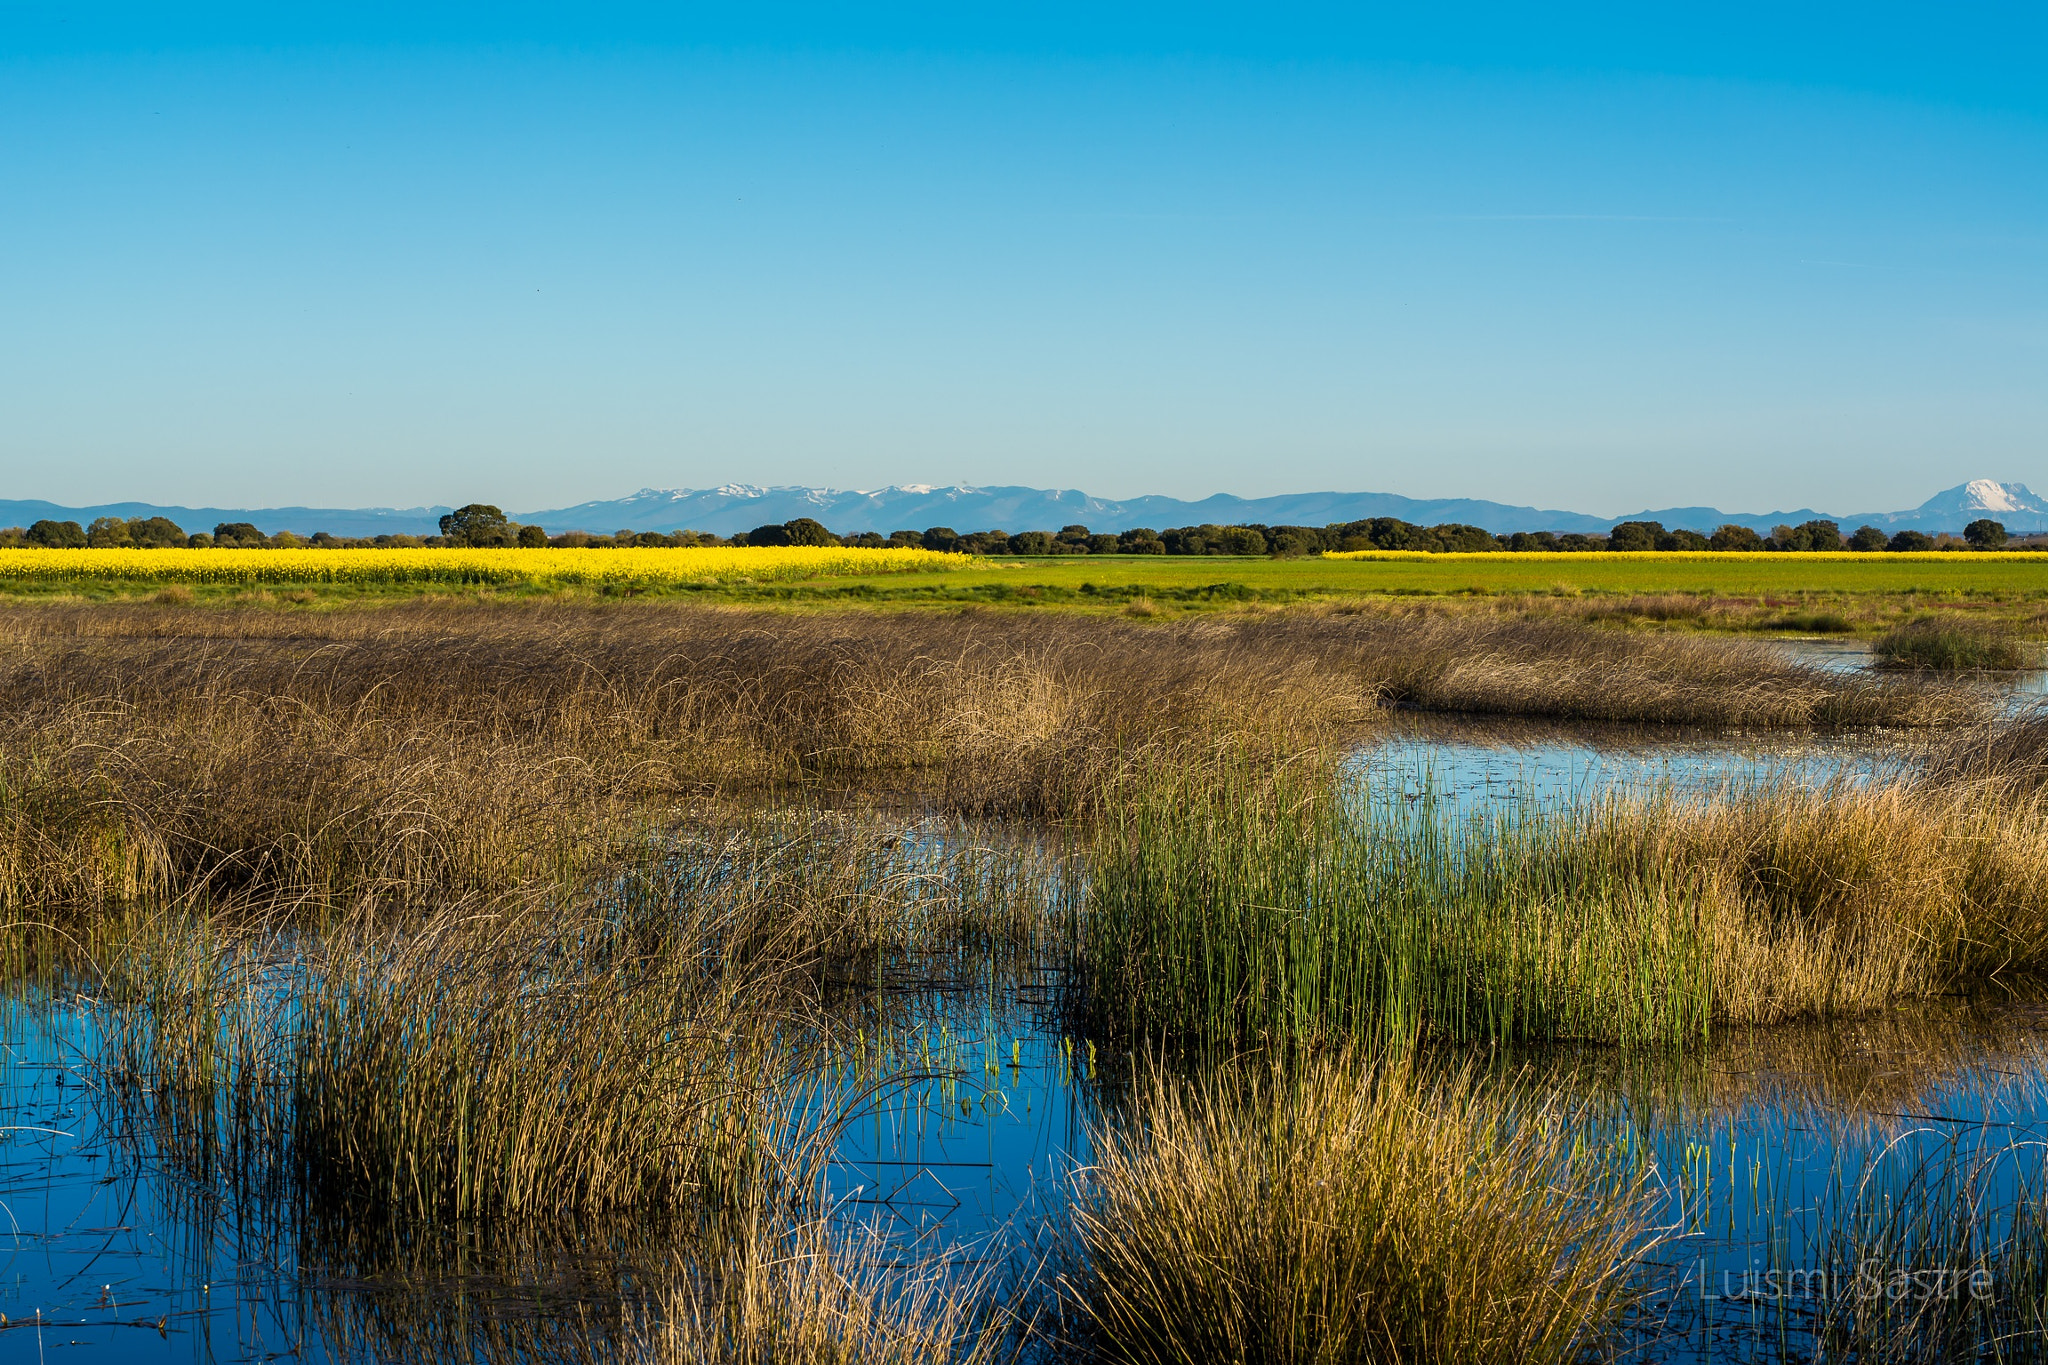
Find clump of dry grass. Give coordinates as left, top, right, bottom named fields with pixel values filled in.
left=1553, top=781, right=2048, bottom=1027
left=1065, top=1049, right=1656, bottom=1365
left=1919, top=702, right=2048, bottom=794
left=99, top=814, right=1061, bottom=1224
left=642, top=1211, right=1003, bottom=1365
left=1875, top=615, right=2029, bottom=671
left=1321, top=612, right=1971, bottom=726
left=0, top=604, right=1372, bottom=918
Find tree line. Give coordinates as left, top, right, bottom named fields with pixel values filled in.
left=2, top=504, right=2022, bottom=554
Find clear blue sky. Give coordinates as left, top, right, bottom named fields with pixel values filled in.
left=3, top=3, right=2043, bottom=516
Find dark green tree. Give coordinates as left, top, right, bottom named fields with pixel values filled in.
left=86, top=516, right=132, bottom=547
left=213, top=522, right=265, bottom=546
left=1217, top=526, right=1267, bottom=555
left=1608, top=520, right=1665, bottom=552
left=1888, top=530, right=1936, bottom=552
left=921, top=527, right=960, bottom=552
left=1432, top=524, right=1503, bottom=552
left=1659, top=529, right=1711, bottom=551
left=1847, top=525, right=1889, bottom=552
left=517, top=524, right=548, bottom=547
left=26, top=519, right=85, bottom=548
left=1964, top=518, right=2008, bottom=549
left=1709, top=524, right=1764, bottom=551
left=129, top=516, right=186, bottom=547
left=1797, top=519, right=1844, bottom=549
left=783, top=518, right=837, bottom=547
left=438, top=504, right=510, bottom=546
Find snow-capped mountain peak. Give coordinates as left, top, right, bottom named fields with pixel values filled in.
left=1958, top=479, right=2032, bottom=513
left=1906, top=480, right=2048, bottom=522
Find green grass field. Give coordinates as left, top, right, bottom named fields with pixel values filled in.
left=7, top=550, right=2048, bottom=621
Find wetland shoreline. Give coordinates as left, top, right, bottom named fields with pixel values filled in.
left=3, top=599, right=2047, bottom=1363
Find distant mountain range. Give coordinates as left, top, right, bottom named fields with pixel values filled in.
left=6, top=479, right=2046, bottom=540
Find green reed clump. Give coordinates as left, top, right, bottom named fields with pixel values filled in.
left=1085, top=739, right=2048, bottom=1050
left=1065, top=1048, right=1657, bottom=1365
left=1875, top=615, right=2030, bottom=671
left=1082, top=759, right=1715, bottom=1048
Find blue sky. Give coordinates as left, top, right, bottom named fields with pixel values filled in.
left=2, top=3, right=2043, bottom=516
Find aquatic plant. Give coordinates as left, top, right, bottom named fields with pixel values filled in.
left=1084, top=747, right=2048, bottom=1048
left=1065, top=1049, right=1656, bottom=1365
left=96, top=817, right=1062, bottom=1224
left=1082, top=758, right=1718, bottom=1047
left=1875, top=614, right=2030, bottom=670
left=643, top=1210, right=1006, bottom=1364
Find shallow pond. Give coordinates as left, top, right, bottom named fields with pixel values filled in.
left=9, top=683, right=2048, bottom=1362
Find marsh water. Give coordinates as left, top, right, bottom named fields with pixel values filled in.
left=7, top=645, right=2048, bottom=1363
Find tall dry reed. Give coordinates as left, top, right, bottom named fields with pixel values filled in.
left=641, top=1210, right=1004, bottom=1365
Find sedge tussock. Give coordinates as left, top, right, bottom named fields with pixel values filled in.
left=1066, top=1049, right=1656, bottom=1365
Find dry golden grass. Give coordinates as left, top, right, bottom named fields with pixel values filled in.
left=1066, top=1049, right=1656, bottom=1365
left=1573, top=774, right=2048, bottom=1024
left=1317, top=610, right=1973, bottom=725
left=642, top=1212, right=1003, bottom=1365
left=0, top=603, right=1367, bottom=917
left=99, top=813, right=1066, bottom=1225
left=0, top=601, right=1965, bottom=924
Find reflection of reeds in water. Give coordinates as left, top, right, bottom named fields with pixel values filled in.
left=1807, top=1138, right=2048, bottom=1362
left=1065, top=1048, right=1656, bottom=1365
left=1086, top=747, right=2048, bottom=1048
left=1506, top=1002, right=2048, bottom=1136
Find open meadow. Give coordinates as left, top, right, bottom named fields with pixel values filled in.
left=4, top=580, right=2048, bottom=1362
left=6, top=546, right=2048, bottom=641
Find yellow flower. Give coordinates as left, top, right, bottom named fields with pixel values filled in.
left=0, top=546, right=971, bottom=586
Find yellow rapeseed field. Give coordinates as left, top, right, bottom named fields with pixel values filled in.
left=0, top=545, right=970, bottom=587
